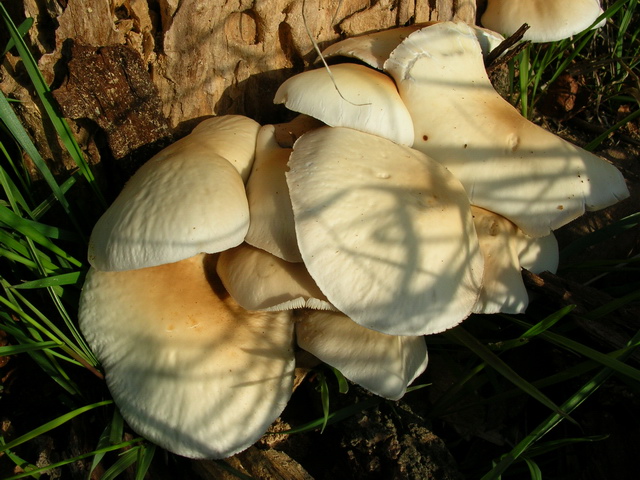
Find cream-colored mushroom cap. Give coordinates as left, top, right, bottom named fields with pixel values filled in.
left=481, top=0, right=605, bottom=43
left=296, top=310, right=428, bottom=400
left=189, top=115, right=261, bottom=182
left=274, top=63, right=414, bottom=146
left=89, top=118, right=251, bottom=271
left=217, top=243, right=335, bottom=312
left=471, top=207, right=560, bottom=313
left=287, top=127, right=483, bottom=336
left=320, top=25, right=428, bottom=69
left=320, top=23, right=503, bottom=69
left=516, top=230, right=559, bottom=275
left=245, top=125, right=301, bottom=262
left=385, top=21, right=629, bottom=238
left=78, top=253, right=295, bottom=459
left=471, top=207, right=530, bottom=314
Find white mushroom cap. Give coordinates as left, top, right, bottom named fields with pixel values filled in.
left=481, top=0, right=605, bottom=43
left=516, top=230, right=559, bottom=275
left=471, top=207, right=531, bottom=314
left=287, top=127, right=484, bottom=336
left=296, top=310, right=428, bottom=400
left=384, top=21, right=629, bottom=238
left=78, top=253, right=295, bottom=459
left=189, top=115, right=261, bottom=182
left=273, top=63, right=415, bottom=146
left=217, top=243, right=335, bottom=312
left=89, top=118, right=252, bottom=271
left=320, top=25, right=429, bottom=69
left=245, top=125, right=301, bottom=262
left=320, top=22, right=503, bottom=69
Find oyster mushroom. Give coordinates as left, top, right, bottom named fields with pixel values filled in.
left=79, top=253, right=295, bottom=459
left=384, top=21, right=629, bottom=238
left=481, top=0, right=605, bottom=43
left=274, top=63, right=414, bottom=146
left=296, top=310, right=428, bottom=400
left=88, top=115, right=260, bottom=271
left=286, top=126, right=484, bottom=336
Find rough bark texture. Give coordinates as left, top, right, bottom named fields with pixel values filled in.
left=1, top=0, right=476, bottom=181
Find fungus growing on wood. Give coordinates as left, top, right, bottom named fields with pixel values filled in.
left=320, top=22, right=504, bottom=69
left=244, top=125, right=301, bottom=262
left=296, top=310, right=428, bottom=400
left=217, top=242, right=335, bottom=311
left=80, top=116, right=299, bottom=459
left=471, top=206, right=559, bottom=314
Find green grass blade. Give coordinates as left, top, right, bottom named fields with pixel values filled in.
left=523, top=457, right=542, bottom=480
left=283, top=396, right=381, bottom=435
left=504, top=315, right=640, bottom=382
left=0, top=341, right=60, bottom=355
left=0, top=92, right=79, bottom=224
left=481, top=327, right=640, bottom=479
left=0, top=4, right=105, bottom=208
left=0, top=400, right=112, bottom=453
left=134, top=443, right=156, bottom=480
left=101, top=447, right=140, bottom=480
left=12, top=271, right=84, bottom=289
left=445, top=326, right=573, bottom=422
left=0, top=438, right=144, bottom=480
left=524, top=435, right=609, bottom=458
left=1, top=17, right=33, bottom=55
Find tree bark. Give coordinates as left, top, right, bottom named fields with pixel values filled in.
left=2, top=0, right=476, bottom=174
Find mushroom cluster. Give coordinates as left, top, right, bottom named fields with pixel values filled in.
left=78, top=21, right=629, bottom=460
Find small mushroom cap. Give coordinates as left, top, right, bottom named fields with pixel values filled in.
left=516, top=230, right=559, bottom=275
left=481, top=0, right=605, bottom=43
left=245, top=125, right=302, bottom=262
left=471, top=207, right=530, bottom=314
left=89, top=121, right=251, bottom=271
left=320, top=24, right=429, bottom=69
left=217, top=243, right=335, bottom=312
left=385, top=21, right=629, bottom=238
left=78, top=253, right=295, bottom=459
left=190, top=115, right=261, bottom=182
left=287, top=127, right=484, bottom=336
left=296, top=310, right=428, bottom=400
left=273, top=63, right=414, bottom=146
left=320, top=22, right=503, bottom=69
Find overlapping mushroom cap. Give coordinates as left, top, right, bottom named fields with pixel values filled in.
left=79, top=254, right=295, bottom=459
left=384, top=21, right=628, bottom=238
left=287, top=126, right=484, bottom=336
left=481, top=0, right=605, bottom=43
left=88, top=115, right=260, bottom=271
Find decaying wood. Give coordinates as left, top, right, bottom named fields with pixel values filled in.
left=52, top=43, right=172, bottom=163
